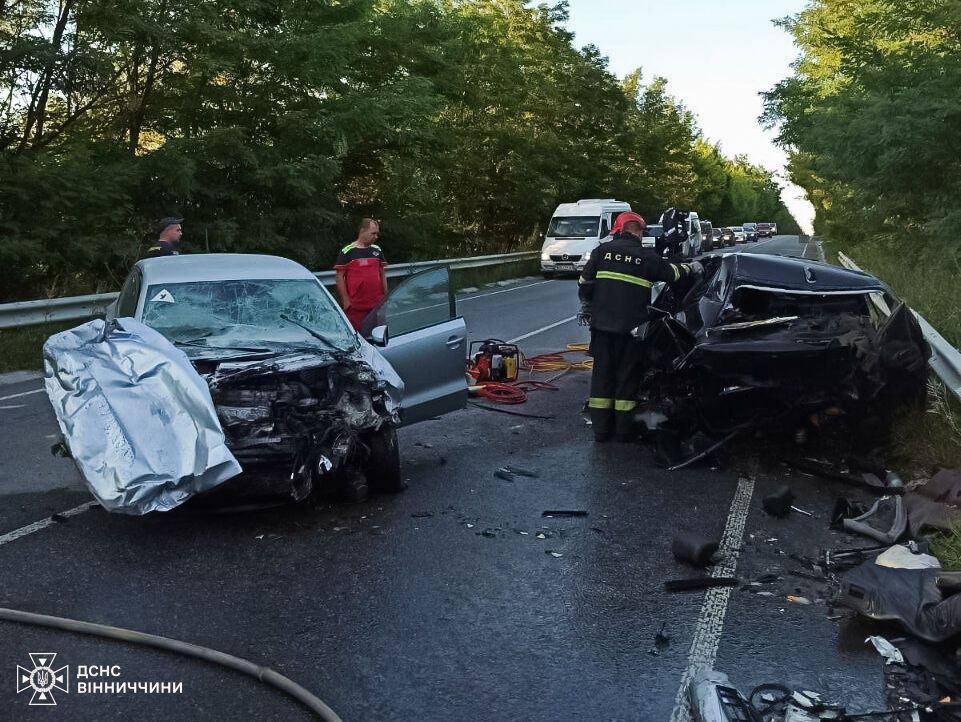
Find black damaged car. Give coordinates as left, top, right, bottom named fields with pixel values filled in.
left=633, top=253, right=930, bottom=465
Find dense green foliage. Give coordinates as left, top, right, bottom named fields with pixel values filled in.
left=1, top=0, right=796, bottom=302
left=764, top=0, right=961, bottom=261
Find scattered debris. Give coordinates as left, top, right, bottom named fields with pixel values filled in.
left=671, top=535, right=720, bottom=568
left=865, top=635, right=905, bottom=665
left=786, top=595, right=811, bottom=605
left=494, top=465, right=540, bottom=482
left=542, top=510, right=588, bottom=517
left=410, top=512, right=434, bottom=518
left=763, top=486, right=795, bottom=518
left=547, top=551, right=563, bottom=558
left=689, top=667, right=761, bottom=722
left=874, top=544, right=940, bottom=570
left=837, top=562, right=961, bottom=642
left=841, top=496, right=907, bottom=544
left=650, top=624, right=671, bottom=656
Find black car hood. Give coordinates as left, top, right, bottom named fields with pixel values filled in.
left=720, top=253, right=887, bottom=294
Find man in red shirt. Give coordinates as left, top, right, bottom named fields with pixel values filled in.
left=335, top=218, right=388, bottom=330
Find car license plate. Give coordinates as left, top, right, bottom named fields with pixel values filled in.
left=555, top=263, right=575, bottom=271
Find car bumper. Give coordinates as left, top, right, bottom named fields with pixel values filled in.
left=541, top=260, right=587, bottom=274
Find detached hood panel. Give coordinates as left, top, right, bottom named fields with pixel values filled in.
left=43, top=318, right=241, bottom=514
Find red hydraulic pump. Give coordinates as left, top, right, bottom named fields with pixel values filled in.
left=467, top=339, right=520, bottom=382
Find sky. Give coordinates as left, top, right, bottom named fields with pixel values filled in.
left=563, top=0, right=815, bottom=232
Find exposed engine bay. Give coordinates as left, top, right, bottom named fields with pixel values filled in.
left=199, top=351, right=397, bottom=501
left=635, top=253, right=930, bottom=466
left=42, top=318, right=403, bottom=514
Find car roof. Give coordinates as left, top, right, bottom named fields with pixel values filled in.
left=135, top=254, right=317, bottom=285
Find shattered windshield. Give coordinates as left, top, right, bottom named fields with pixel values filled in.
left=141, top=279, right=356, bottom=351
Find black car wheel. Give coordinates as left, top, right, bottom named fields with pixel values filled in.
left=542, top=271, right=555, bottom=279
left=363, top=425, right=404, bottom=493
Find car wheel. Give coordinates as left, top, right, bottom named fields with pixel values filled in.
left=542, top=271, right=555, bottom=279
left=364, top=425, right=404, bottom=493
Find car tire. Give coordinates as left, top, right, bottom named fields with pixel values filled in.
left=542, top=271, right=555, bottom=279
left=364, top=425, right=404, bottom=493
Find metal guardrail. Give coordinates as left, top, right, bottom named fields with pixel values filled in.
left=0, top=251, right=539, bottom=330
left=838, top=251, right=961, bottom=402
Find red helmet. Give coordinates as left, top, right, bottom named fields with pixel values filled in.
left=611, top=212, right=646, bottom=236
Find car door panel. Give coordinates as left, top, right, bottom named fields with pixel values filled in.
left=370, top=266, right=467, bottom=425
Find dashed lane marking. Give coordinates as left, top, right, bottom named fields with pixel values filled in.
left=459, top=279, right=553, bottom=302
left=668, top=473, right=756, bottom=722
left=0, top=387, right=44, bottom=402
left=0, top=502, right=97, bottom=547
left=508, top=316, right=577, bottom=344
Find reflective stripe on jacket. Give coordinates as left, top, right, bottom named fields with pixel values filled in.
left=577, top=232, right=691, bottom=334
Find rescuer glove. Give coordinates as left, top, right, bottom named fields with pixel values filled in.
left=577, top=305, right=592, bottom=327
left=688, top=260, right=705, bottom=277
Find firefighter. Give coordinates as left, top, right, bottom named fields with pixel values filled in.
left=578, top=212, right=703, bottom=442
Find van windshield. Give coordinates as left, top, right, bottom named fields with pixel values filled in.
left=547, top=216, right=600, bottom=238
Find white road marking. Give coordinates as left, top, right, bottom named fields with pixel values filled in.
left=508, top=316, right=577, bottom=344
left=668, top=474, right=756, bottom=722
left=459, top=280, right=553, bottom=302
left=0, top=387, right=44, bottom=402
left=0, top=501, right=97, bottom=547
left=0, top=404, right=25, bottom=410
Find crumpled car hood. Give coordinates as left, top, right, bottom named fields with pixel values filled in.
left=43, top=318, right=242, bottom=515
left=44, top=318, right=405, bottom=514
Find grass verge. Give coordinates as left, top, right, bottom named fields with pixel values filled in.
left=821, top=236, right=961, bottom=348
left=0, top=319, right=85, bottom=375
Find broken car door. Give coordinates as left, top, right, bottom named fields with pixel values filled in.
left=367, top=265, right=467, bottom=425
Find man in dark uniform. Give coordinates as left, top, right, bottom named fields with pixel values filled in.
left=334, top=218, right=388, bottom=330
left=145, top=217, right=184, bottom=258
left=578, top=212, right=703, bottom=442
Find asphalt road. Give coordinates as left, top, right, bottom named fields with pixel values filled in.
left=0, top=236, right=892, bottom=720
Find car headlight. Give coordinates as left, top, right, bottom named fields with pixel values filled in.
left=541, top=253, right=551, bottom=261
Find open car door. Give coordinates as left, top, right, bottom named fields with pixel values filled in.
left=364, top=266, right=467, bottom=426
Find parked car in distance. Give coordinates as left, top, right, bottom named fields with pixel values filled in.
left=756, top=222, right=773, bottom=238
left=700, top=220, right=714, bottom=251
left=719, top=227, right=736, bottom=247
left=743, top=222, right=759, bottom=242
left=641, top=223, right=664, bottom=250
left=731, top=226, right=746, bottom=244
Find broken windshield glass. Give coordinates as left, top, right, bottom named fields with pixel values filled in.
left=142, top=279, right=356, bottom=352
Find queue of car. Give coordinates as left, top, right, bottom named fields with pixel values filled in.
left=537, top=198, right=782, bottom=277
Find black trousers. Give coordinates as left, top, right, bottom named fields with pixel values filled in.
left=588, top=329, right=647, bottom=438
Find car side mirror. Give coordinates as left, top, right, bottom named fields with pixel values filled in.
left=368, top=325, right=389, bottom=347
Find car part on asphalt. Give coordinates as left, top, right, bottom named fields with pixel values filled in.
left=0, top=606, right=343, bottom=721
left=671, top=535, right=720, bottom=567
left=836, top=562, right=961, bottom=642
left=689, top=666, right=763, bottom=722
left=763, top=486, right=796, bottom=518
left=841, top=496, right=907, bottom=544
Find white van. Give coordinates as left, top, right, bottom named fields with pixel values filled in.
left=540, top=199, right=632, bottom=277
